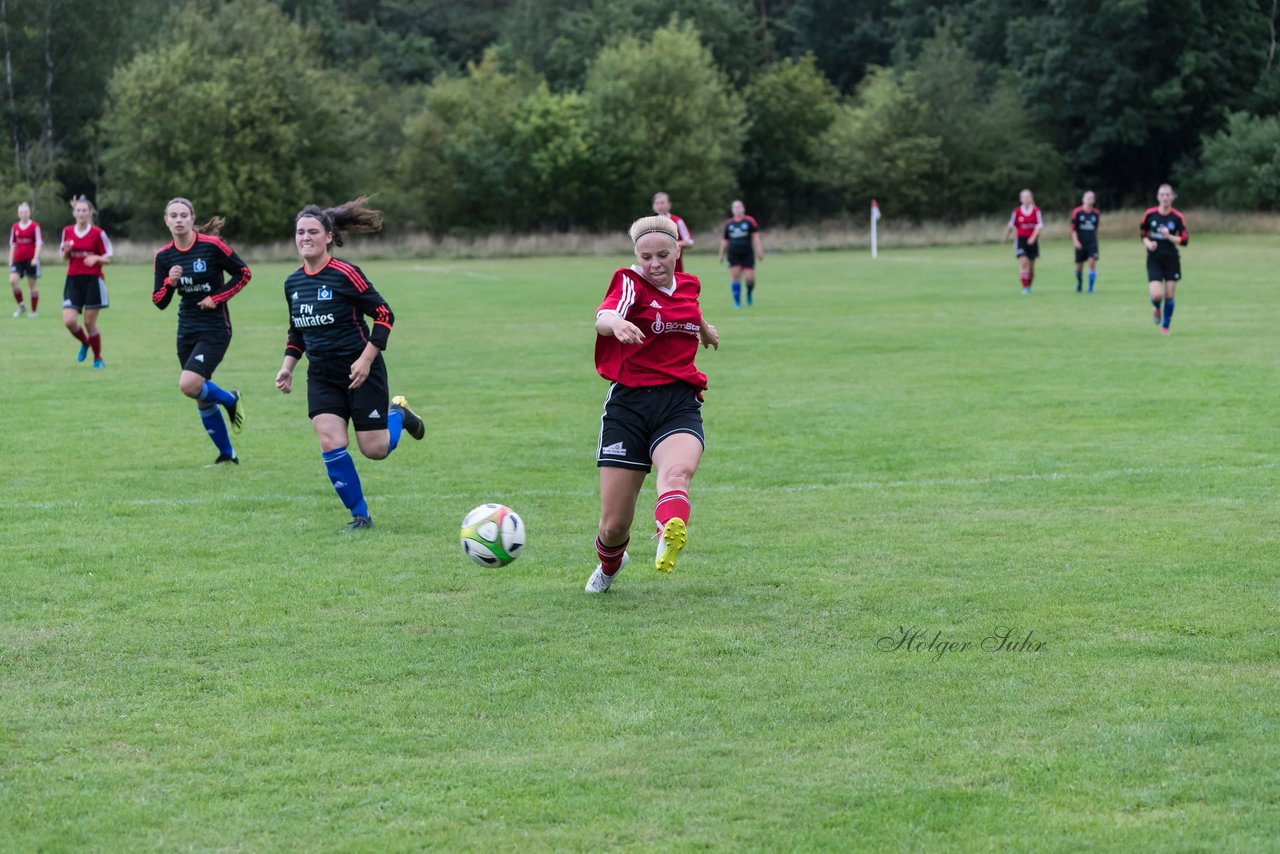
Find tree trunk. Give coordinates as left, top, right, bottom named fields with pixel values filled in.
left=42, top=2, right=53, bottom=149
left=1270, top=0, right=1278, bottom=71
left=0, top=0, right=20, bottom=177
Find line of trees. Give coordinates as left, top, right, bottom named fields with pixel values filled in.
left=2, top=0, right=1279, bottom=242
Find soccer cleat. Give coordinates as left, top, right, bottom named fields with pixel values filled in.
left=92, top=358, right=105, bottom=370
left=1021, top=287, right=1031, bottom=295
left=391, top=394, right=425, bottom=440
left=12, top=305, right=25, bottom=317
left=227, top=389, right=244, bottom=434
left=341, top=514, right=374, bottom=533
left=585, top=552, right=628, bottom=593
left=211, top=453, right=239, bottom=465
left=28, top=311, right=36, bottom=317
left=76, top=343, right=89, bottom=362
left=1160, top=327, right=1171, bottom=336
left=655, top=517, right=687, bottom=574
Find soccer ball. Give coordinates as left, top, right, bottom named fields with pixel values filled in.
left=460, top=503, right=526, bottom=567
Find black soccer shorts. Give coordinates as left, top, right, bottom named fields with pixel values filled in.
left=307, top=351, right=390, bottom=432
left=177, top=333, right=231, bottom=379
left=1146, top=252, right=1181, bottom=283
left=597, top=381, right=705, bottom=472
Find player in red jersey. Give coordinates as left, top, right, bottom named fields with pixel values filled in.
left=651, top=191, right=694, bottom=273
left=1070, top=191, right=1101, bottom=293
left=1003, top=189, right=1043, bottom=294
left=1141, top=184, right=1189, bottom=335
left=9, top=202, right=42, bottom=317
left=59, top=196, right=112, bottom=368
left=585, top=215, right=719, bottom=593
left=717, top=199, right=763, bottom=307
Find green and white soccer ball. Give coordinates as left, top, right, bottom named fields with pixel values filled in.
left=460, top=503, right=526, bottom=567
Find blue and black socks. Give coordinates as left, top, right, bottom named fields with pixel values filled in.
left=1163, top=297, right=1175, bottom=329
left=322, top=448, right=368, bottom=518
left=388, top=408, right=403, bottom=453
left=746, top=282, right=754, bottom=305
left=1088, top=269, right=1096, bottom=293
left=731, top=280, right=741, bottom=308
left=199, top=404, right=235, bottom=458
left=198, top=380, right=237, bottom=408
left=1076, top=270, right=1083, bottom=291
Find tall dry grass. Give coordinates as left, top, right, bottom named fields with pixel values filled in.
left=102, top=208, right=1280, bottom=265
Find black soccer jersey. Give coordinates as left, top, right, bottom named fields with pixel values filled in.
left=152, top=234, right=251, bottom=336
left=1070, top=206, right=1101, bottom=247
left=283, top=257, right=394, bottom=360
left=1140, top=207, right=1188, bottom=257
left=723, top=216, right=758, bottom=252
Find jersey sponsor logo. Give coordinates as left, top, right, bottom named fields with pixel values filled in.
left=293, top=303, right=336, bottom=327
left=193, top=259, right=207, bottom=273
left=601, top=441, right=627, bottom=456
left=650, top=310, right=700, bottom=337
left=318, top=287, right=332, bottom=301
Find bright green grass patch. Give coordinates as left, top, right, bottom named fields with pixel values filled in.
left=1, top=238, right=1277, bottom=850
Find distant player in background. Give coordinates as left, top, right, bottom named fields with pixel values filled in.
left=717, top=199, right=763, bottom=308
left=59, top=196, right=112, bottom=368
left=152, top=198, right=251, bottom=465
left=9, top=202, right=41, bottom=317
left=1141, top=184, right=1189, bottom=336
left=1070, top=191, right=1101, bottom=293
left=274, top=198, right=425, bottom=532
left=1003, top=189, right=1042, bottom=294
left=651, top=191, right=694, bottom=273
left=586, top=215, right=719, bottom=593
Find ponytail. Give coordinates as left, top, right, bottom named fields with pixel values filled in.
left=295, top=196, right=383, bottom=247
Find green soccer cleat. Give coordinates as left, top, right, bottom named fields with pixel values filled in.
left=391, top=395, right=426, bottom=441
left=226, top=389, right=244, bottom=434
left=655, top=517, right=687, bottom=574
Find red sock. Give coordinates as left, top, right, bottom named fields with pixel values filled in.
left=88, top=330, right=102, bottom=359
left=1019, top=273, right=1030, bottom=288
left=11, top=287, right=21, bottom=305
left=595, top=535, right=629, bottom=576
left=1028, top=271, right=1035, bottom=286
left=655, top=489, right=691, bottom=533
left=69, top=325, right=89, bottom=344
left=30, top=289, right=38, bottom=312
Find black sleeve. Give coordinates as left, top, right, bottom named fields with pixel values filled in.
left=285, top=288, right=305, bottom=358
left=152, top=250, right=175, bottom=310
left=338, top=266, right=395, bottom=350
left=210, top=245, right=251, bottom=306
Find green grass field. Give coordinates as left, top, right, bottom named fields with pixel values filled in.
left=2, top=237, right=1277, bottom=851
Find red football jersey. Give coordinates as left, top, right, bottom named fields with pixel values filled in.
left=61, top=224, right=112, bottom=278
left=10, top=221, right=41, bottom=262
left=668, top=213, right=691, bottom=273
left=595, top=267, right=707, bottom=391
left=1009, top=205, right=1043, bottom=238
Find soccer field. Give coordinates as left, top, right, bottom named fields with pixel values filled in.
left=2, top=238, right=1277, bottom=850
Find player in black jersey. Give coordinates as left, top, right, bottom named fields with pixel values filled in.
left=1070, top=191, right=1101, bottom=293
left=1140, top=184, right=1189, bottom=335
left=153, top=198, right=251, bottom=464
left=273, top=198, right=425, bottom=532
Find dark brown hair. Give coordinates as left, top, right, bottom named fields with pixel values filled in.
left=295, top=196, right=383, bottom=247
left=165, top=197, right=225, bottom=236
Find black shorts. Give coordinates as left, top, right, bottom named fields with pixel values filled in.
left=10, top=260, right=39, bottom=278
left=307, top=351, right=389, bottom=432
left=1014, top=237, right=1039, bottom=260
left=597, top=381, right=705, bottom=471
left=62, top=274, right=108, bottom=310
left=178, top=333, right=231, bottom=379
left=726, top=247, right=755, bottom=269
left=1147, top=252, right=1181, bottom=282
left=1074, top=244, right=1099, bottom=263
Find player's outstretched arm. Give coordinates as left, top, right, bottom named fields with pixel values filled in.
left=595, top=310, right=645, bottom=344
left=698, top=319, right=718, bottom=350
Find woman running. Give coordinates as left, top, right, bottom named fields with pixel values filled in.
left=651, top=191, right=694, bottom=273
left=274, top=198, right=425, bottom=532
left=1003, top=189, right=1042, bottom=295
left=1070, top=191, right=1101, bottom=293
left=586, top=215, right=719, bottom=593
left=152, top=198, right=251, bottom=465
left=716, top=200, right=763, bottom=308
left=59, top=196, right=112, bottom=368
left=1141, top=184, right=1189, bottom=335
left=9, top=203, right=42, bottom=317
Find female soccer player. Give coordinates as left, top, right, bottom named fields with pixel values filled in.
left=652, top=191, right=694, bottom=273
left=1003, top=189, right=1043, bottom=294
left=716, top=199, right=763, bottom=308
left=586, top=215, right=719, bottom=593
left=59, top=196, right=112, bottom=368
left=9, top=203, right=42, bottom=317
left=274, top=198, right=425, bottom=532
left=1141, top=184, right=1189, bottom=335
left=152, top=198, right=251, bottom=465
left=1070, top=191, right=1101, bottom=293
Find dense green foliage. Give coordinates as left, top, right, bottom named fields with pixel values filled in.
left=2, top=0, right=1279, bottom=239
left=3, top=240, right=1279, bottom=848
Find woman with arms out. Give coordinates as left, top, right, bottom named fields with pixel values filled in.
left=152, top=198, right=251, bottom=465
left=587, top=215, right=719, bottom=593
left=274, top=198, right=426, bottom=532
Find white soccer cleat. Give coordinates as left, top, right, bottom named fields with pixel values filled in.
left=12, top=305, right=25, bottom=317
left=585, top=552, right=628, bottom=593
